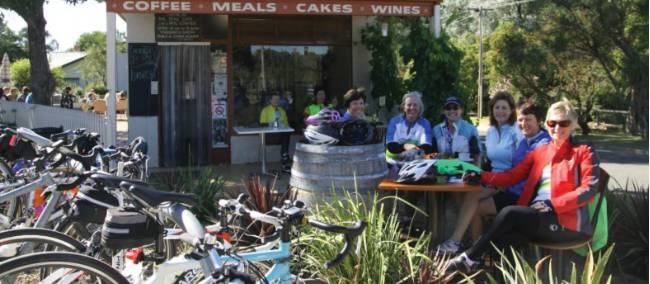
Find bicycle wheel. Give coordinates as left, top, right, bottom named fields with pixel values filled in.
left=0, top=251, right=129, bottom=284
left=0, top=227, right=86, bottom=259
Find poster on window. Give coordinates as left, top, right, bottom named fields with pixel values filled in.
left=211, top=48, right=228, bottom=148
left=212, top=100, right=228, bottom=148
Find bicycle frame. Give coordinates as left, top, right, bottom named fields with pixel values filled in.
left=132, top=239, right=290, bottom=284
left=0, top=173, right=55, bottom=229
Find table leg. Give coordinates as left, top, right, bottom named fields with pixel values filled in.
left=428, top=191, right=438, bottom=242
left=260, top=132, right=267, bottom=174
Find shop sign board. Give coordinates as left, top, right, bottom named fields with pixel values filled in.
left=155, top=14, right=201, bottom=41
left=107, top=0, right=437, bottom=16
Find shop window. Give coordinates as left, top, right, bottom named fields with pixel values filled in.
left=232, top=45, right=351, bottom=130
left=231, top=15, right=351, bottom=131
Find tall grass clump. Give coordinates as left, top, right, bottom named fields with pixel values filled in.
left=240, top=174, right=296, bottom=238
left=295, top=189, right=455, bottom=283
left=477, top=246, right=614, bottom=284
left=150, top=168, right=225, bottom=223
left=606, top=181, right=648, bottom=280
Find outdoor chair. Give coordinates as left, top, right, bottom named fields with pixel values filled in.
left=116, top=99, right=128, bottom=114
left=93, top=100, right=107, bottom=114
left=531, top=168, right=610, bottom=279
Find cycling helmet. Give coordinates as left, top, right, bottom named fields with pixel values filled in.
left=305, top=108, right=341, bottom=126
left=304, top=124, right=340, bottom=145
left=396, top=159, right=437, bottom=183
left=339, top=119, right=374, bottom=146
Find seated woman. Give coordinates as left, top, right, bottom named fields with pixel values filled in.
left=449, top=100, right=598, bottom=271
left=386, top=91, right=434, bottom=226
left=432, top=96, right=481, bottom=163
left=386, top=91, right=434, bottom=165
left=437, top=95, right=550, bottom=253
left=303, top=89, right=327, bottom=118
left=339, top=88, right=366, bottom=123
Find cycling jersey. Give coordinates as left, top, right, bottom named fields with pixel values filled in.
left=485, top=123, right=519, bottom=172
left=385, top=115, right=433, bottom=161
left=432, top=119, right=481, bottom=157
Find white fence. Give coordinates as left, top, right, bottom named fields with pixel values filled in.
left=0, top=101, right=111, bottom=144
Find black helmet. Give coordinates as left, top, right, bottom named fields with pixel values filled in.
left=339, top=119, right=374, bottom=146
left=304, top=124, right=340, bottom=145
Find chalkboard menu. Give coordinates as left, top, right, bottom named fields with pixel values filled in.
left=128, top=43, right=159, bottom=116
left=155, top=14, right=201, bottom=42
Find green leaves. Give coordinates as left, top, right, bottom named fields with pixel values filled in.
left=295, top=189, right=442, bottom=283
left=9, top=58, right=64, bottom=89
left=487, top=245, right=614, bottom=284
left=361, top=17, right=464, bottom=122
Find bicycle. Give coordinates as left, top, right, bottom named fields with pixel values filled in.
left=0, top=183, right=366, bottom=284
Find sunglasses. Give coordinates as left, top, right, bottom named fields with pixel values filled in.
left=444, top=105, right=459, bottom=111
left=546, top=120, right=571, bottom=128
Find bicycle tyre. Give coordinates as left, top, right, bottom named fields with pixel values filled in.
left=0, top=227, right=86, bottom=256
left=0, top=251, right=129, bottom=284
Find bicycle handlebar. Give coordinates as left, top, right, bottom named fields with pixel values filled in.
left=308, top=219, right=367, bottom=269
left=217, top=195, right=367, bottom=269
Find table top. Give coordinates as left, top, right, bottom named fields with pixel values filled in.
left=233, top=126, right=294, bottom=135
left=378, top=179, right=481, bottom=192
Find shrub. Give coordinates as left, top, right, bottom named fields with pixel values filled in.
left=10, top=58, right=65, bottom=90
left=295, top=189, right=448, bottom=283
left=606, top=182, right=648, bottom=280
left=477, top=246, right=614, bottom=284
left=240, top=174, right=296, bottom=239
left=150, top=168, right=225, bottom=223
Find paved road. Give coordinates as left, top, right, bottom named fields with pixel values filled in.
left=594, top=144, right=648, bottom=188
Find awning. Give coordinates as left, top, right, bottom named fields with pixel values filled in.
left=106, top=0, right=440, bottom=16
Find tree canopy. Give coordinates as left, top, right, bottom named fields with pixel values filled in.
left=440, top=0, right=648, bottom=137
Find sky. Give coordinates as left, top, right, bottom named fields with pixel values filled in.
left=1, top=0, right=126, bottom=52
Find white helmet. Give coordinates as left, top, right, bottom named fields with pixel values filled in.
left=396, top=159, right=437, bottom=183
left=304, top=124, right=339, bottom=145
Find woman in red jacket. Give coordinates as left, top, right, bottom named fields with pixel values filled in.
left=449, top=100, right=600, bottom=271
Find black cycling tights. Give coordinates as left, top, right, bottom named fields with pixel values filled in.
left=466, top=205, right=589, bottom=259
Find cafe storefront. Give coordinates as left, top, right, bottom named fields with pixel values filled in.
left=105, top=0, right=440, bottom=167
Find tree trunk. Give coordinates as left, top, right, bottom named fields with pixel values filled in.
left=24, top=5, right=54, bottom=105
left=627, top=71, right=649, bottom=139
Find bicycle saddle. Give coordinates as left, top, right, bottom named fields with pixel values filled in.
left=119, top=181, right=196, bottom=207
left=90, top=173, right=147, bottom=189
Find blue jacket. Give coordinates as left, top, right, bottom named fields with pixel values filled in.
left=485, top=124, right=519, bottom=172
left=506, top=128, right=551, bottom=195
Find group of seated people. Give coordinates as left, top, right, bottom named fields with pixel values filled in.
left=1, top=86, right=33, bottom=103
left=259, top=87, right=368, bottom=172
left=384, top=91, right=599, bottom=272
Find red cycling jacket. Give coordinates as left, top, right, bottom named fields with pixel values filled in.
left=480, top=138, right=600, bottom=234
